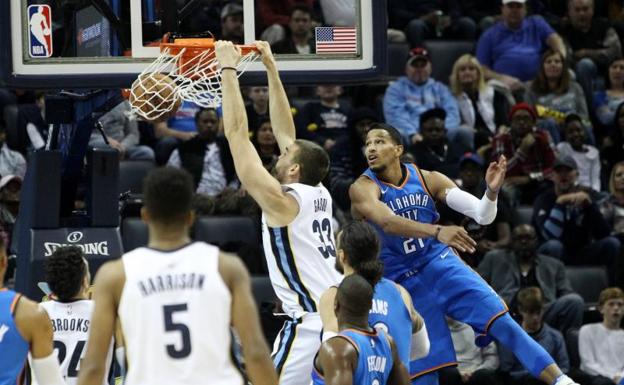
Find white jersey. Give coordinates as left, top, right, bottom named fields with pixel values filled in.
left=118, top=242, right=243, bottom=385
left=262, top=183, right=342, bottom=318
left=39, top=300, right=112, bottom=385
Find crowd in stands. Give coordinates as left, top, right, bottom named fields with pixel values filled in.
left=1, top=0, right=624, bottom=384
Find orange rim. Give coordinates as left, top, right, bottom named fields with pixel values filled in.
left=159, top=36, right=258, bottom=57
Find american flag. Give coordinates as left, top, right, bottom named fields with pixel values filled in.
left=315, top=27, right=357, bottom=54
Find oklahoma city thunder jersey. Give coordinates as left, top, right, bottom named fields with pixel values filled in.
left=312, top=328, right=394, bottom=385
left=0, top=289, right=29, bottom=385
left=39, top=300, right=112, bottom=385
left=362, top=164, right=449, bottom=280
left=118, top=242, right=243, bottom=385
left=262, top=183, right=342, bottom=318
left=369, top=278, right=411, bottom=368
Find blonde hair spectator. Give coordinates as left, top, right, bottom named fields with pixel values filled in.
left=450, top=54, right=486, bottom=96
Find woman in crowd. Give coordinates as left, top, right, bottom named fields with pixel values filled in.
left=600, top=161, right=624, bottom=242
left=594, top=57, right=624, bottom=130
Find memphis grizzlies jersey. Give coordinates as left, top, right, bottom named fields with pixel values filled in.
left=39, top=300, right=112, bottom=385
left=0, top=289, right=29, bottom=385
left=312, top=328, right=394, bottom=385
left=262, top=183, right=342, bottom=318
left=362, top=164, right=448, bottom=279
left=118, top=242, right=243, bottom=385
left=369, top=278, right=411, bottom=367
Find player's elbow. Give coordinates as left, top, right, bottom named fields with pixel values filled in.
left=474, top=212, right=496, bottom=226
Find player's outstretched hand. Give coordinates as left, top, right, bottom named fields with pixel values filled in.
left=437, top=225, right=476, bottom=253
left=253, top=41, right=276, bottom=67
left=485, top=155, right=506, bottom=194
left=215, top=40, right=242, bottom=69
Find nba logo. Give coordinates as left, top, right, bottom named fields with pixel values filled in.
left=28, top=4, right=53, bottom=58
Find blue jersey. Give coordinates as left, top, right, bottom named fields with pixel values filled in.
left=312, top=328, right=394, bottom=385
left=369, top=278, right=412, bottom=368
left=0, top=289, right=29, bottom=385
left=362, top=164, right=449, bottom=279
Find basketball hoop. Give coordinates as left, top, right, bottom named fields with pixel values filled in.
left=129, top=34, right=258, bottom=122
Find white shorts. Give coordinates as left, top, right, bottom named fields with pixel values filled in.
left=271, top=313, right=321, bottom=385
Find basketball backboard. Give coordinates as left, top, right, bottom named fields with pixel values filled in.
left=1, top=0, right=387, bottom=89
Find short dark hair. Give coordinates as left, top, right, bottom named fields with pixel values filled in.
left=143, top=167, right=195, bottom=223
left=46, top=246, right=87, bottom=302
left=339, top=221, right=383, bottom=286
left=292, top=139, right=329, bottom=186
left=290, top=3, right=313, bottom=17
left=336, top=274, right=374, bottom=319
left=367, top=123, right=403, bottom=145
left=516, top=286, right=544, bottom=313
left=194, top=107, right=217, bottom=122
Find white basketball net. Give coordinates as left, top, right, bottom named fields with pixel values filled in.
left=130, top=46, right=258, bottom=121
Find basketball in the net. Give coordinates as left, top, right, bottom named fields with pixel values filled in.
left=129, top=73, right=182, bottom=122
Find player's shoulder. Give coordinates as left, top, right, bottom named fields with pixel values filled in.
left=321, top=334, right=359, bottom=360
left=93, top=259, right=126, bottom=293
left=320, top=286, right=338, bottom=306
left=14, top=295, right=51, bottom=335
left=350, top=175, right=380, bottom=195
left=217, top=251, right=250, bottom=289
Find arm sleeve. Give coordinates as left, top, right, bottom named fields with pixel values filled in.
left=445, top=187, right=498, bottom=225
left=31, top=352, right=66, bottom=385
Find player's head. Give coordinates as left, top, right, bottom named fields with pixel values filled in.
left=195, top=108, right=219, bottom=141
left=272, top=139, right=329, bottom=186
left=46, top=246, right=90, bottom=302
left=334, top=274, right=374, bottom=328
left=335, top=221, right=383, bottom=286
left=516, top=286, right=544, bottom=333
left=364, top=123, right=404, bottom=174
left=142, top=167, right=195, bottom=228
left=598, top=287, right=624, bottom=326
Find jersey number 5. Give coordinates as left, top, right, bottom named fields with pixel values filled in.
left=312, top=218, right=336, bottom=259
left=163, top=304, right=192, bottom=359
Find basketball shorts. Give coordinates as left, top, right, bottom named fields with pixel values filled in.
left=271, top=312, right=322, bottom=385
left=397, top=248, right=508, bottom=379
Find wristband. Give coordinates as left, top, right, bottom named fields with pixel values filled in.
left=434, top=225, right=442, bottom=240
left=221, top=66, right=237, bottom=72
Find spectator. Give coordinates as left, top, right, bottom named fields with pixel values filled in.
left=476, top=0, right=566, bottom=93
left=0, top=121, right=26, bottom=180
left=594, top=57, right=624, bottom=127
left=153, top=101, right=200, bottom=165
left=329, top=107, right=377, bottom=212
left=456, top=0, right=502, bottom=34
left=383, top=47, right=470, bottom=149
left=438, top=317, right=501, bottom=385
left=578, top=287, right=624, bottom=385
left=272, top=4, right=316, bottom=54
left=257, top=0, right=315, bottom=44
left=219, top=3, right=244, bottom=44
left=601, top=101, right=624, bottom=180
left=296, top=85, right=349, bottom=151
left=251, top=118, right=279, bottom=171
left=490, top=102, right=555, bottom=206
left=478, top=224, right=584, bottom=334
left=167, top=107, right=238, bottom=197
left=524, top=49, right=591, bottom=144
left=90, top=100, right=154, bottom=161
left=559, top=0, right=622, bottom=105
left=556, top=114, right=601, bottom=191
left=601, top=161, right=624, bottom=241
left=450, top=54, right=512, bottom=151
left=319, top=0, right=355, bottom=27
left=498, top=287, right=570, bottom=385
left=16, top=91, right=48, bottom=154
left=0, top=175, right=22, bottom=243
left=533, top=155, right=621, bottom=284
left=245, top=86, right=269, bottom=133
left=438, top=152, right=513, bottom=261
left=386, top=0, right=477, bottom=48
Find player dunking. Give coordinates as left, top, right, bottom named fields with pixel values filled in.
left=77, top=167, right=277, bottom=385
left=318, top=220, right=430, bottom=371
left=216, top=40, right=341, bottom=385
left=350, top=123, right=578, bottom=385
left=0, top=236, right=65, bottom=385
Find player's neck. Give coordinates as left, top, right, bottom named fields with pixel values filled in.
left=343, top=265, right=355, bottom=276
left=377, top=162, right=406, bottom=186
left=339, top=321, right=372, bottom=332
left=147, top=227, right=192, bottom=251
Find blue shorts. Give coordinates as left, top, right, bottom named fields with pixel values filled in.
left=396, top=248, right=508, bottom=378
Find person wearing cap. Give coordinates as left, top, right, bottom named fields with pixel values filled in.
left=272, top=4, right=316, bottom=54
left=532, top=154, right=621, bottom=284
left=490, top=102, right=556, bottom=206
left=556, top=114, right=601, bottom=192
left=220, top=2, right=244, bottom=44
left=475, top=0, right=566, bottom=92
left=383, top=47, right=472, bottom=150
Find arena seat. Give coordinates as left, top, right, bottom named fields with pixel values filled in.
left=423, top=40, right=475, bottom=84
left=387, top=42, right=410, bottom=78
left=121, top=217, right=148, bottom=252
left=565, top=328, right=580, bottom=368
left=118, top=160, right=155, bottom=195
left=193, top=216, right=258, bottom=248
left=512, top=205, right=534, bottom=226
left=565, top=266, right=609, bottom=307
left=251, top=275, right=277, bottom=307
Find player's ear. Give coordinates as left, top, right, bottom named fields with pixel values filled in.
left=395, top=144, right=404, bottom=157
left=289, top=163, right=300, bottom=178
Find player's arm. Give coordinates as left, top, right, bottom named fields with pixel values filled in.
left=319, top=287, right=339, bottom=338
left=14, top=297, right=65, bottom=385
left=386, top=334, right=411, bottom=385
left=217, top=41, right=298, bottom=225
left=255, top=41, right=295, bottom=153
left=78, top=260, right=125, bottom=385
left=317, top=338, right=358, bottom=385
left=395, top=284, right=429, bottom=360
left=219, top=252, right=278, bottom=385
left=349, top=177, right=476, bottom=253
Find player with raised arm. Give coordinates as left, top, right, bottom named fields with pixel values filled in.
left=318, top=220, right=430, bottom=371
left=216, top=40, right=341, bottom=385
left=349, top=123, right=578, bottom=385
left=312, top=274, right=410, bottom=385
left=77, top=167, right=277, bottom=385
left=0, top=236, right=65, bottom=385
